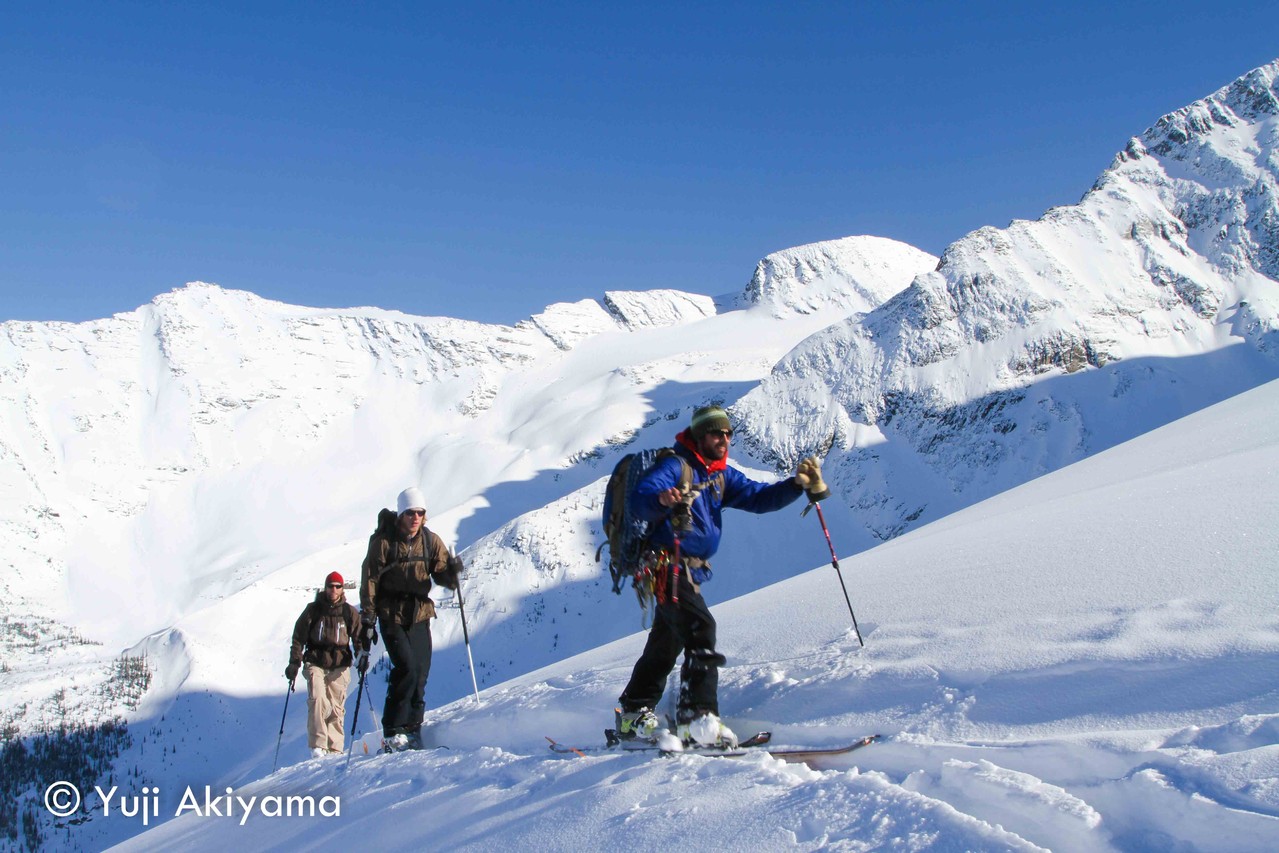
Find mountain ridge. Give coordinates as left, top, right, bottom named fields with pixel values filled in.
left=733, top=58, right=1279, bottom=540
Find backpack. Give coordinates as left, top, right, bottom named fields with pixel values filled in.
left=598, top=448, right=680, bottom=596
left=374, top=507, right=398, bottom=538
left=596, top=447, right=724, bottom=614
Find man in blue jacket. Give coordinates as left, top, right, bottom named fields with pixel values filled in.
left=617, top=405, right=829, bottom=748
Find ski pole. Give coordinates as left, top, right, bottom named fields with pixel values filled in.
left=804, top=500, right=864, bottom=647
left=671, top=534, right=682, bottom=605
left=350, top=658, right=367, bottom=737
left=272, top=677, right=296, bottom=773
left=669, top=494, right=694, bottom=606
left=365, top=672, right=380, bottom=724
left=344, top=653, right=368, bottom=769
left=454, top=579, right=482, bottom=705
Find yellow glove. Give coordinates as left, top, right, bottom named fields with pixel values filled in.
left=794, top=456, right=831, bottom=501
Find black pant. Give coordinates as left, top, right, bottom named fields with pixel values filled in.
left=618, top=571, right=726, bottom=724
left=380, top=618, right=432, bottom=736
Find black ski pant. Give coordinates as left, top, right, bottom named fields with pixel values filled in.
left=380, top=617, right=432, bottom=737
left=618, top=572, right=726, bottom=724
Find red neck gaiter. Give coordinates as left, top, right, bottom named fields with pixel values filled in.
left=675, top=429, right=728, bottom=473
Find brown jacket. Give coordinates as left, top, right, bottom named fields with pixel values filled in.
left=290, top=591, right=361, bottom=670
left=360, top=524, right=450, bottom=626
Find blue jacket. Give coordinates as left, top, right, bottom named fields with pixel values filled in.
left=633, top=437, right=804, bottom=582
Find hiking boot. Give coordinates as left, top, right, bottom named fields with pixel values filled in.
left=383, top=733, right=411, bottom=753
left=616, top=706, right=661, bottom=740
left=678, top=713, right=738, bottom=748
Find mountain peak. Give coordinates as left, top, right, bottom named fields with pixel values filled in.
left=149, top=280, right=270, bottom=314
left=738, top=235, right=937, bottom=317
left=1143, top=58, right=1279, bottom=157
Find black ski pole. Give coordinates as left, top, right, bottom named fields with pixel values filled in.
left=804, top=500, right=865, bottom=647
left=344, top=653, right=368, bottom=769
left=350, top=658, right=367, bottom=737
left=454, top=580, right=481, bottom=705
left=272, top=677, right=296, bottom=773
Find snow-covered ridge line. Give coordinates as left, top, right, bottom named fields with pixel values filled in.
left=735, top=58, right=1279, bottom=542
left=1141, top=59, right=1279, bottom=156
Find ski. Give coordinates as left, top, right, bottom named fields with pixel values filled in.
left=606, top=727, right=772, bottom=749
left=547, top=729, right=770, bottom=756
left=547, top=732, right=879, bottom=761
left=765, top=733, right=880, bottom=762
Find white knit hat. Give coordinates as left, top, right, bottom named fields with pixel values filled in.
left=397, top=486, right=427, bottom=516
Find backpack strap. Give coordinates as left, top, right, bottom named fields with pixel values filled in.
left=302, top=600, right=321, bottom=641
left=380, top=527, right=432, bottom=569
left=674, top=453, right=723, bottom=503
left=675, top=456, right=693, bottom=493
left=655, top=448, right=707, bottom=498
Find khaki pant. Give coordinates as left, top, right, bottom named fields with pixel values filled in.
left=304, top=663, right=351, bottom=752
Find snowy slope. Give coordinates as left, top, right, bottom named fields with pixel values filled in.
left=115, top=378, right=1279, bottom=853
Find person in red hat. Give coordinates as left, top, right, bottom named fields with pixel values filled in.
left=286, top=571, right=362, bottom=758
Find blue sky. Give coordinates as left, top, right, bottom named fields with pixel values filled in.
left=2, top=2, right=1275, bottom=325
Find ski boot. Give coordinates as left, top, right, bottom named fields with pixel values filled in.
left=677, top=713, right=738, bottom=749
left=382, top=733, right=411, bottom=753
left=615, top=706, right=661, bottom=740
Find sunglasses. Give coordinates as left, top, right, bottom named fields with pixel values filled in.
left=403, top=509, right=426, bottom=518
left=326, top=583, right=343, bottom=588
left=706, top=429, right=733, bottom=439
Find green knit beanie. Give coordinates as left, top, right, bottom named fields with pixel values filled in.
left=690, top=405, right=732, bottom=439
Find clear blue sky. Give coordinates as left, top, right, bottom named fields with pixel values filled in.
left=2, top=2, right=1275, bottom=325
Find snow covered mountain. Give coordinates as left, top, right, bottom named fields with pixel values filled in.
left=735, top=235, right=938, bottom=317
left=2, top=60, right=1277, bottom=851
left=735, top=61, right=1279, bottom=546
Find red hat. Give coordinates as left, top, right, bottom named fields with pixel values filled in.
left=325, top=571, right=344, bottom=586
